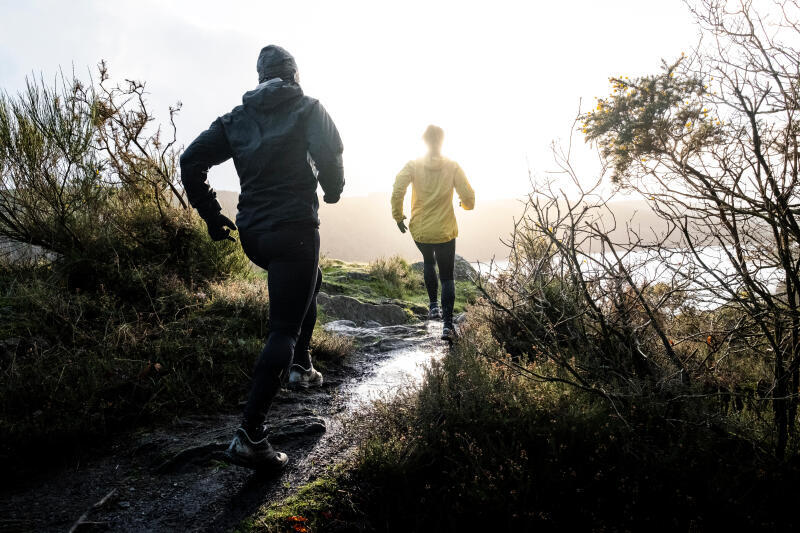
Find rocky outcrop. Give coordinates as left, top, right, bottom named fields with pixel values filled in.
left=317, top=292, right=410, bottom=326
left=411, top=254, right=477, bottom=281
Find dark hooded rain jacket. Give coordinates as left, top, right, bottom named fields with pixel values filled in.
left=179, top=79, right=344, bottom=232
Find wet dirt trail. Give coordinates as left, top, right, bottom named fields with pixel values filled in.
left=0, top=320, right=446, bottom=533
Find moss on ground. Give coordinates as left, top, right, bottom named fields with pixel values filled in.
left=235, top=475, right=360, bottom=533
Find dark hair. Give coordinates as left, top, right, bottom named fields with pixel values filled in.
left=423, top=125, right=444, bottom=145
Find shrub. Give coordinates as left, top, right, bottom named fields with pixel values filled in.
left=368, top=255, right=423, bottom=299
left=310, top=329, right=355, bottom=365
left=338, top=321, right=800, bottom=531
left=0, top=65, right=257, bottom=480
left=0, top=65, right=250, bottom=295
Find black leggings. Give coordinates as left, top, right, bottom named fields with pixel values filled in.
left=239, top=226, right=321, bottom=432
left=415, top=239, right=456, bottom=325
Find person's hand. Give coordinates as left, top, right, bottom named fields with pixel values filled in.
left=397, top=220, right=407, bottom=234
left=323, top=194, right=340, bottom=204
left=206, top=213, right=237, bottom=242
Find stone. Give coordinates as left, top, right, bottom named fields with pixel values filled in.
left=369, top=337, right=416, bottom=353
left=317, top=292, right=409, bottom=326
left=268, top=417, right=327, bottom=444
left=325, top=319, right=357, bottom=329
left=323, top=321, right=429, bottom=349
left=343, top=271, right=373, bottom=281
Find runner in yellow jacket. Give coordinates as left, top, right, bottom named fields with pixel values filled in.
left=391, top=125, right=475, bottom=340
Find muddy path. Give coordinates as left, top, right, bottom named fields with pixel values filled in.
left=0, top=320, right=446, bottom=533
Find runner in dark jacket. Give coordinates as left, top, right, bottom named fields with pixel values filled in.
left=180, top=45, right=344, bottom=471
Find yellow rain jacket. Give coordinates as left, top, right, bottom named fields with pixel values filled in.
left=391, top=155, right=475, bottom=244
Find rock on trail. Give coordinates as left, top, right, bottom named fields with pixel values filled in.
left=316, top=292, right=411, bottom=326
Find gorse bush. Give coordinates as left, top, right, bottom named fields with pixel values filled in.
left=577, top=0, right=800, bottom=458
left=0, top=64, right=250, bottom=293
left=473, top=0, right=800, bottom=459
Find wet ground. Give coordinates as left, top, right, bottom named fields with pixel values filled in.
left=0, top=321, right=446, bottom=532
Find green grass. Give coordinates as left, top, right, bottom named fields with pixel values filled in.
left=236, top=474, right=362, bottom=533
left=315, top=256, right=478, bottom=314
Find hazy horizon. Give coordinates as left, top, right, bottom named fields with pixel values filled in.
left=212, top=190, right=663, bottom=263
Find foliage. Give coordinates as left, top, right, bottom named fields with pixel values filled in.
left=309, top=328, right=355, bottom=366
left=238, top=475, right=363, bottom=533
left=578, top=0, right=800, bottom=458
left=0, top=64, right=250, bottom=291
left=246, top=323, right=799, bottom=531
left=367, top=255, right=423, bottom=299
left=0, top=267, right=260, bottom=479
left=582, top=55, right=723, bottom=183
left=0, top=265, right=355, bottom=481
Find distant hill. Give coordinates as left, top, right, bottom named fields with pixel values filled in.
left=216, top=191, right=526, bottom=262
left=215, top=191, right=665, bottom=263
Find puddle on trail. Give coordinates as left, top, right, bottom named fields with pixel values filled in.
left=327, top=321, right=446, bottom=407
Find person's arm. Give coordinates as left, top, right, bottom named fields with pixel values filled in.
left=454, top=163, right=475, bottom=211
left=180, top=118, right=233, bottom=218
left=391, top=162, right=413, bottom=233
left=179, top=118, right=237, bottom=241
left=306, top=101, right=344, bottom=203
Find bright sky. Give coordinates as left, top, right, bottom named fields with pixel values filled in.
left=0, top=0, right=698, bottom=200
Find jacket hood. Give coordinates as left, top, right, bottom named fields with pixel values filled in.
left=256, top=45, right=297, bottom=83
left=241, top=78, right=303, bottom=111
left=422, top=154, right=447, bottom=170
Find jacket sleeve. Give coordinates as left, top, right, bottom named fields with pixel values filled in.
left=306, top=101, right=344, bottom=203
left=179, top=117, right=233, bottom=220
left=454, top=163, right=475, bottom=211
left=391, top=161, right=414, bottom=222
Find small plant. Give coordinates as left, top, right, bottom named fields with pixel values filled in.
left=310, top=329, right=354, bottom=364
left=367, top=255, right=422, bottom=299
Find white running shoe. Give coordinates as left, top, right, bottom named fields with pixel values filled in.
left=225, top=427, right=288, bottom=471
left=287, top=364, right=324, bottom=389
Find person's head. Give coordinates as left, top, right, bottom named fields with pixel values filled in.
left=422, top=125, right=444, bottom=155
left=256, top=45, right=299, bottom=84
